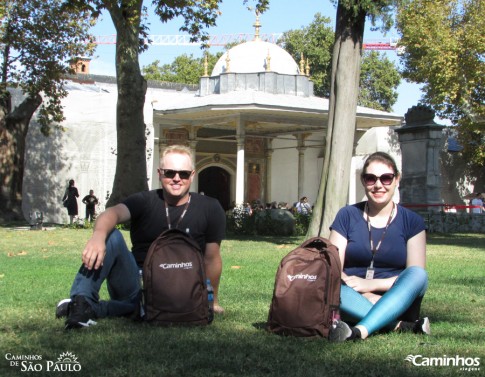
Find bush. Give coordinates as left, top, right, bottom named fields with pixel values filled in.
left=226, top=206, right=256, bottom=235
left=293, top=212, right=311, bottom=236
left=255, top=209, right=295, bottom=236
left=227, top=208, right=311, bottom=236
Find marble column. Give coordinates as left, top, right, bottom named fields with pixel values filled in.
left=265, top=139, right=273, bottom=203
left=296, top=135, right=307, bottom=200
left=187, top=126, right=199, bottom=192
left=235, top=118, right=245, bottom=205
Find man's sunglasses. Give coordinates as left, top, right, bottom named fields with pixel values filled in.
left=161, top=169, right=193, bottom=179
left=362, top=173, right=395, bottom=186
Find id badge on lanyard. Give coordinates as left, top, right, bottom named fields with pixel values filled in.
left=365, top=260, right=375, bottom=280
left=365, top=202, right=394, bottom=280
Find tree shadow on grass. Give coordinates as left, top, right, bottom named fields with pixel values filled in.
left=427, top=233, right=485, bottom=251
left=6, top=316, right=462, bottom=377
left=226, top=234, right=305, bottom=246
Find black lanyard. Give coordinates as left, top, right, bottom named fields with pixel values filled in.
left=164, top=194, right=191, bottom=230
left=365, top=201, right=395, bottom=270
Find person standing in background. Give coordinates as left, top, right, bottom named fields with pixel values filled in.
left=82, top=190, right=99, bottom=222
left=295, top=196, right=312, bottom=215
left=62, top=179, right=79, bottom=224
left=471, top=193, right=484, bottom=214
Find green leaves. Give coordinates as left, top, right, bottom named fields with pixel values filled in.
left=397, top=0, right=485, bottom=165
left=279, top=13, right=334, bottom=98
left=142, top=51, right=222, bottom=84
left=279, top=13, right=400, bottom=111
left=359, top=51, right=400, bottom=111
left=1, top=0, right=95, bottom=132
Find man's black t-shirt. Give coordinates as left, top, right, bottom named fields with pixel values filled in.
left=123, top=190, right=226, bottom=267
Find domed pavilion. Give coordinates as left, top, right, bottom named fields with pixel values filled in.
left=152, top=17, right=402, bottom=210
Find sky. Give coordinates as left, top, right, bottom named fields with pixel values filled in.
left=88, top=0, right=424, bottom=117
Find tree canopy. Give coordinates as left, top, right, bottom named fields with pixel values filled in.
left=278, top=13, right=334, bottom=99
left=1, top=0, right=95, bottom=133
left=359, top=51, right=399, bottom=111
left=143, top=51, right=222, bottom=84
left=396, top=0, right=485, bottom=166
left=279, top=12, right=400, bottom=111
left=0, top=0, right=95, bottom=220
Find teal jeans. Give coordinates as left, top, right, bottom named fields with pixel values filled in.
left=340, top=266, right=428, bottom=335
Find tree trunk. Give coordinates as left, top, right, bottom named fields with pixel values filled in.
left=0, top=91, right=43, bottom=222
left=106, top=1, right=148, bottom=207
left=308, top=3, right=366, bottom=238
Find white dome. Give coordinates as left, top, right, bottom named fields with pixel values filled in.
left=211, top=40, right=300, bottom=76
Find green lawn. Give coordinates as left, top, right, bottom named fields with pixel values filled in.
left=0, top=227, right=484, bottom=377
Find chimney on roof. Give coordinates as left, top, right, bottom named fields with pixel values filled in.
left=69, top=57, right=91, bottom=75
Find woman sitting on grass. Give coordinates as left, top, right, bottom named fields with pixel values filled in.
left=329, top=151, right=430, bottom=341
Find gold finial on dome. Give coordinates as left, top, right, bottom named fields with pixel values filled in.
left=300, top=53, right=305, bottom=74
left=225, top=52, right=231, bottom=73
left=253, top=10, right=261, bottom=41
left=266, top=49, right=271, bottom=71
left=203, top=52, right=209, bottom=77
left=305, top=59, right=310, bottom=76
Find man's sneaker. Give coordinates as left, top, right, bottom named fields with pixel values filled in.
left=55, top=298, right=71, bottom=319
left=64, top=295, right=97, bottom=330
left=398, top=317, right=431, bottom=335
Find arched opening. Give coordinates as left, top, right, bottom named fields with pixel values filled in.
left=198, top=166, right=231, bottom=211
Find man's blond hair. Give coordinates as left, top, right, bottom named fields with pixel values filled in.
left=160, top=145, right=194, bottom=170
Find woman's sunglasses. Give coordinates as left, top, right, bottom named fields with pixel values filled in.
left=362, top=173, right=395, bottom=186
left=161, top=169, right=193, bottom=179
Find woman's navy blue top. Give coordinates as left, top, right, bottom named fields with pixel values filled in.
left=330, top=202, right=426, bottom=279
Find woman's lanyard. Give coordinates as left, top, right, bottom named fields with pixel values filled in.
left=164, top=194, right=191, bottom=230
left=365, top=201, right=395, bottom=280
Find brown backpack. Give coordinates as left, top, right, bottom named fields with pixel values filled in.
left=267, top=237, right=341, bottom=337
left=142, top=229, right=212, bottom=326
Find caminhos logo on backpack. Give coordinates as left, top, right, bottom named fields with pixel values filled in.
left=287, top=273, right=317, bottom=282
left=159, top=261, right=193, bottom=269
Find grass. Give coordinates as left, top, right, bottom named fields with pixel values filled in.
left=0, top=227, right=484, bottom=377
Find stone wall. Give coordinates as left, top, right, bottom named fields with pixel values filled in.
left=425, top=212, right=485, bottom=233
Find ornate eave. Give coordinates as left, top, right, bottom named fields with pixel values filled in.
left=153, top=91, right=402, bottom=137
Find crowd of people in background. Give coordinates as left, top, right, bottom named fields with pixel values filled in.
left=229, top=196, right=314, bottom=217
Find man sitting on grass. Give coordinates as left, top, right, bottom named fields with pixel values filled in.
left=56, top=145, right=226, bottom=329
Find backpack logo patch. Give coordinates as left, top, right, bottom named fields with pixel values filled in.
left=159, top=261, right=193, bottom=270
left=287, top=273, right=317, bottom=282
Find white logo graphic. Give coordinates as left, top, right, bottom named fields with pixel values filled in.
left=6, top=351, right=81, bottom=372
left=46, top=352, right=82, bottom=372
left=160, top=261, right=193, bottom=269
left=287, top=273, right=317, bottom=282
left=405, top=354, right=480, bottom=372
left=405, top=355, right=418, bottom=363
